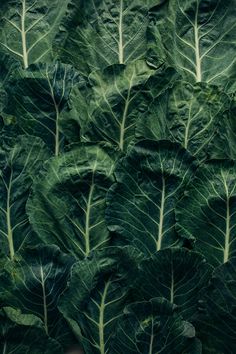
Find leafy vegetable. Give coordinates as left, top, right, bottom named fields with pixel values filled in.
left=0, top=0, right=235, bottom=352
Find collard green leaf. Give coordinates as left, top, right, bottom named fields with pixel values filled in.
left=0, top=307, right=63, bottom=354
left=59, top=246, right=141, bottom=354
left=54, top=0, right=148, bottom=74
left=106, top=140, right=196, bottom=255
left=135, top=248, right=212, bottom=320
left=196, top=258, right=236, bottom=353
left=136, top=82, right=229, bottom=160
left=72, top=61, right=177, bottom=152
left=0, top=135, right=49, bottom=261
left=156, top=0, right=236, bottom=90
left=177, top=160, right=236, bottom=267
left=0, top=0, right=70, bottom=68
left=111, top=298, right=199, bottom=354
left=0, top=245, right=74, bottom=340
left=27, top=143, right=116, bottom=259
left=5, top=62, right=82, bottom=156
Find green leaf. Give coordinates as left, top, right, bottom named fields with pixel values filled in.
left=111, top=298, right=200, bottom=354
left=27, top=143, right=116, bottom=259
left=136, top=82, right=230, bottom=161
left=0, top=0, right=70, bottom=68
left=135, top=248, right=212, bottom=320
left=0, top=244, right=74, bottom=341
left=156, top=0, right=236, bottom=90
left=54, top=0, right=148, bottom=74
left=59, top=246, right=142, bottom=354
left=0, top=135, right=49, bottom=261
left=76, top=61, right=175, bottom=152
left=106, top=140, right=196, bottom=255
left=0, top=307, right=63, bottom=353
left=196, top=258, right=236, bottom=353
left=5, top=62, right=83, bottom=156
left=177, top=160, right=236, bottom=267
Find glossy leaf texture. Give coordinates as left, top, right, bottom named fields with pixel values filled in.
left=4, top=61, right=83, bottom=155
left=0, top=0, right=70, bottom=68
left=136, top=81, right=230, bottom=161
left=152, top=0, right=236, bottom=91
left=0, top=307, right=63, bottom=353
left=134, top=248, right=212, bottom=320
left=177, top=160, right=236, bottom=267
left=111, top=298, right=200, bottom=354
left=27, top=143, right=116, bottom=259
left=0, top=135, right=49, bottom=261
left=196, top=258, right=236, bottom=353
left=54, top=0, right=149, bottom=74
left=106, top=140, right=196, bottom=255
left=59, top=246, right=142, bottom=354
left=0, top=245, right=75, bottom=346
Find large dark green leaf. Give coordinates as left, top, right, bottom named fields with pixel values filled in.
left=156, top=0, right=236, bottom=90
left=106, top=140, right=196, bottom=255
left=5, top=62, right=82, bottom=155
left=177, top=160, right=236, bottom=267
left=136, top=81, right=229, bottom=161
left=0, top=307, right=63, bottom=353
left=135, top=248, right=212, bottom=319
left=0, top=135, right=49, bottom=261
left=196, top=258, right=236, bottom=353
left=72, top=61, right=177, bottom=152
left=111, top=298, right=200, bottom=354
left=59, top=246, right=142, bottom=354
left=54, top=0, right=148, bottom=74
left=27, top=143, right=116, bottom=259
left=0, top=244, right=74, bottom=342
left=0, top=0, right=69, bottom=68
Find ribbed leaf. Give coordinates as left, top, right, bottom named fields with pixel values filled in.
left=27, top=143, right=116, bottom=259
left=0, top=135, right=49, bottom=261
left=177, top=160, right=236, bottom=267
left=111, top=298, right=200, bottom=354
left=106, top=140, right=196, bottom=255
left=0, top=307, right=63, bottom=353
left=0, top=0, right=70, bottom=68
left=54, top=0, right=148, bottom=74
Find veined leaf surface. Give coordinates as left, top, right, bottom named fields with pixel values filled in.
left=111, top=298, right=200, bottom=354
left=5, top=62, right=82, bottom=156
left=59, top=247, right=141, bottom=354
left=177, top=160, right=236, bottom=267
left=54, top=0, right=148, bottom=74
left=0, top=135, right=49, bottom=261
left=135, top=248, right=212, bottom=319
left=106, top=140, right=196, bottom=255
left=157, top=0, right=236, bottom=90
left=27, top=143, right=116, bottom=259
left=0, top=245, right=74, bottom=341
left=0, top=307, right=63, bottom=354
left=0, top=0, right=70, bottom=68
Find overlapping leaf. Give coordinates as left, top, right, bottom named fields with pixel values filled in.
left=54, top=0, right=149, bottom=74
left=136, top=81, right=229, bottom=160
left=0, top=135, right=49, bottom=261
left=177, top=160, right=236, bottom=267
left=196, top=258, right=236, bottom=353
left=5, top=62, right=82, bottom=155
left=134, top=248, right=212, bottom=320
left=0, top=307, right=63, bottom=353
left=0, top=0, right=70, bottom=68
left=59, top=247, right=142, bottom=354
left=27, top=143, right=116, bottom=259
left=155, top=0, right=236, bottom=90
left=0, top=245, right=75, bottom=343
left=111, top=298, right=200, bottom=354
left=106, top=140, right=196, bottom=255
